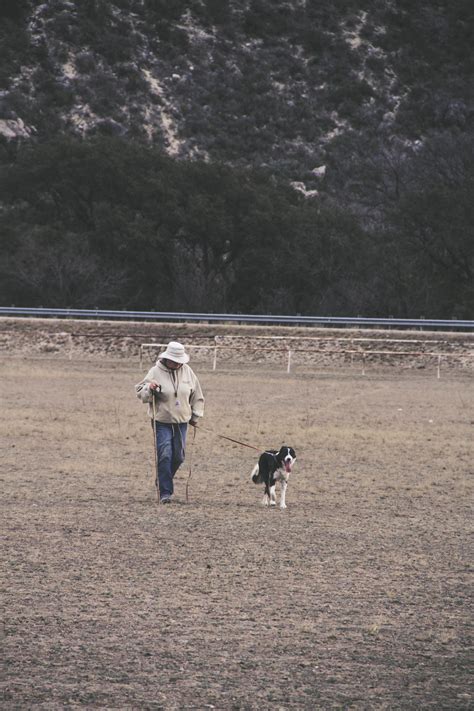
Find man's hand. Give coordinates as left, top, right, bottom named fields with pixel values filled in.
left=149, top=381, right=161, bottom=395
left=189, top=417, right=198, bottom=427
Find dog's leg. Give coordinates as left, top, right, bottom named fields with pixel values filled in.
left=269, top=484, right=277, bottom=506
left=280, top=480, right=288, bottom=509
left=251, top=463, right=260, bottom=483
left=262, top=481, right=271, bottom=506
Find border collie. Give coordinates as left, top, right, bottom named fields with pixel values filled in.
left=250, top=446, right=297, bottom=509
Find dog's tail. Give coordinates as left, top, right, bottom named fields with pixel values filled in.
left=251, top=463, right=261, bottom=484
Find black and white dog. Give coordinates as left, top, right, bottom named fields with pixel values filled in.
left=251, top=446, right=297, bottom=509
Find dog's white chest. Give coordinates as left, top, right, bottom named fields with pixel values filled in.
left=276, top=468, right=290, bottom=483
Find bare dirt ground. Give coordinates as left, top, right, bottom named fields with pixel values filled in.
left=1, top=353, right=473, bottom=709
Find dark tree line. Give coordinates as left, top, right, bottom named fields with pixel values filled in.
left=0, top=134, right=472, bottom=317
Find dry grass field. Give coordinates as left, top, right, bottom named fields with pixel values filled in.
left=1, top=353, right=473, bottom=709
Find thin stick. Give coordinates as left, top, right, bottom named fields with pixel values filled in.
left=152, top=394, right=159, bottom=503
left=185, top=425, right=197, bottom=503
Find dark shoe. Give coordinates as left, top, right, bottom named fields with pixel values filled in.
left=160, top=496, right=172, bottom=504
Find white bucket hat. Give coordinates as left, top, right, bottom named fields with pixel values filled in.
left=158, top=341, right=190, bottom=364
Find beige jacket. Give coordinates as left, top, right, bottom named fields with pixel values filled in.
left=135, top=361, right=204, bottom=424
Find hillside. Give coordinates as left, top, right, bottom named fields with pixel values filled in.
left=0, top=1, right=473, bottom=318
left=1, top=2, right=472, bottom=177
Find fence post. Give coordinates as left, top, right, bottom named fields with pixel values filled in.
left=287, top=349, right=292, bottom=374
left=437, top=354, right=441, bottom=379
left=213, top=345, right=218, bottom=371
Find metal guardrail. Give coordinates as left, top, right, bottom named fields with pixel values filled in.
left=0, top=306, right=473, bottom=330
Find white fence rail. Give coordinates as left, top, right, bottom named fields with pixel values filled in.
left=140, top=341, right=473, bottom=379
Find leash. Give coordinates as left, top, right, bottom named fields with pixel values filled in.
left=185, top=424, right=260, bottom=503
left=193, top=423, right=261, bottom=451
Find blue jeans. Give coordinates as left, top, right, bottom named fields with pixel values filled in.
left=152, top=422, right=187, bottom=499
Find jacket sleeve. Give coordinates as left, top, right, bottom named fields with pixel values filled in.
left=135, top=367, right=155, bottom=403
left=189, top=372, right=204, bottom=420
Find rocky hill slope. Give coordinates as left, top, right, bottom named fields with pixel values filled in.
left=0, top=2, right=472, bottom=319
left=1, top=1, right=472, bottom=183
